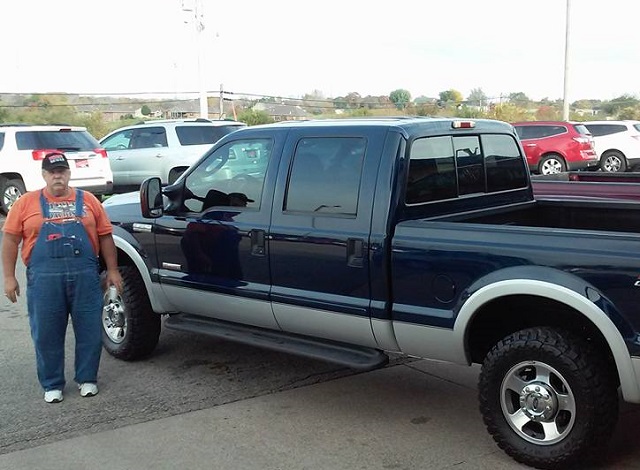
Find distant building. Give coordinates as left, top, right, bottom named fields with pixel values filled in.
left=252, top=102, right=309, bottom=121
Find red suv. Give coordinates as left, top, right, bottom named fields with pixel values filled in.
left=512, top=121, right=599, bottom=174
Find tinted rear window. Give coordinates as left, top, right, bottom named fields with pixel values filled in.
left=175, top=125, right=242, bottom=146
left=584, top=124, right=627, bottom=136
left=15, top=130, right=99, bottom=151
left=515, top=125, right=566, bottom=139
left=406, top=133, right=527, bottom=204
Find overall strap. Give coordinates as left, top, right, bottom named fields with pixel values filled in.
left=75, top=189, right=84, bottom=217
left=39, top=190, right=49, bottom=218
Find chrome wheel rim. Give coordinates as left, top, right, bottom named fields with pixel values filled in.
left=102, top=290, right=126, bottom=343
left=3, top=186, right=22, bottom=210
left=603, top=156, right=622, bottom=172
left=500, top=361, right=576, bottom=445
left=541, top=159, right=562, bottom=174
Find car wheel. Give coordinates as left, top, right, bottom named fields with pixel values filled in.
left=0, top=178, right=26, bottom=214
left=101, top=266, right=161, bottom=360
left=538, top=154, right=566, bottom=175
left=600, top=151, right=627, bottom=172
left=478, top=327, right=618, bottom=469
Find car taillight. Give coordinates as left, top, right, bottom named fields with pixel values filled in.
left=32, top=149, right=60, bottom=161
left=573, top=137, right=590, bottom=144
left=95, top=148, right=108, bottom=158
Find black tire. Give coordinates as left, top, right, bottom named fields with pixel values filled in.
left=0, top=178, right=26, bottom=214
left=478, top=327, right=618, bottom=469
left=538, top=154, right=566, bottom=175
left=600, top=151, right=627, bottom=173
left=101, top=266, right=161, bottom=360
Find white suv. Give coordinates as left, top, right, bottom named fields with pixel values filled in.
left=100, top=119, right=246, bottom=191
left=0, top=124, right=113, bottom=213
left=582, top=120, right=640, bottom=172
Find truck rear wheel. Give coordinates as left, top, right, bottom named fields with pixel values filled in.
left=478, top=327, right=618, bottom=469
left=101, top=266, right=161, bottom=360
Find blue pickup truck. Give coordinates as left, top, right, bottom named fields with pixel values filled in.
left=101, top=117, right=640, bottom=469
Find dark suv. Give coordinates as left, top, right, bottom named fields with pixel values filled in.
left=512, top=121, right=599, bottom=174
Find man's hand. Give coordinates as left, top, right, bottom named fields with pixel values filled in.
left=105, top=268, right=123, bottom=294
left=4, top=276, right=20, bottom=303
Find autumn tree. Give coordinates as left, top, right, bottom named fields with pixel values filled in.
left=438, top=89, right=463, bottom=105
left=389, top=89, right=411, bottom=110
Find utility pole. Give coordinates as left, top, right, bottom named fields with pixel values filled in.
left=562, top=0, right=571, bottom=121
left=219, top=83, right=224, bottom=119
left=182, top=0, right=208, bottom=119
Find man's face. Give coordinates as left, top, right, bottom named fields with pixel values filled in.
left=42, top=168, right=71, bottom=191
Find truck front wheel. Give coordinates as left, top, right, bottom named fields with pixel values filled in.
left=101, top=266, right=161, bottom=360
left=478, top=327, right=618, bottom=469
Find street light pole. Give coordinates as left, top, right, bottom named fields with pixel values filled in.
left=195, top=0, right=208, bottom=119
left=182, top=0, right=208, bottom=119
left=562, top=0, right=571, bottom=121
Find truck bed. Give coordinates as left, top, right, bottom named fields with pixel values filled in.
left=434, top=198, right=640, bottom=234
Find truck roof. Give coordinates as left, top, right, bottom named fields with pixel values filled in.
left=247, top=117, right=514, bottom=137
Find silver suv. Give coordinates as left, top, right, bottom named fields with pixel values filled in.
left=100, top=119, right=246, bottom=191
left=0, top=124, right=113, bottom=213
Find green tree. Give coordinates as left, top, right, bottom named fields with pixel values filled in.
left=617, top=106, right=640, bottom=120
left=389, top=89, right=411, bottom=110
left=77, top=111, right=110, bottom=139
left=508, top=92, right=531, bottom=107
left=141, top=105, right=151, bottom=116
left=601, top=95, right=639, bottom=116
left=237, top=109, right=274, bottom=126
left=438, top=89, right=463, bottom=104
left=467, top=88, right=488, bottom=106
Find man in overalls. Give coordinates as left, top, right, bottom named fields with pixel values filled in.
left=1, top=153, right=122, bottom=403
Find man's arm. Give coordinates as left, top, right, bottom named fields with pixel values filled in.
left=99, top=234, right=123, bottom=293
left=2, top=232, right=22, bottom=303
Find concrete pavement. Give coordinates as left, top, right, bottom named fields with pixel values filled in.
left=2, top=359, right=640, bottom=470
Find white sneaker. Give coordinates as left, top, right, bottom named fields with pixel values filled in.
left=78, top=383, right=98, bottom=397
left=44, top=390, right=63, bottom=403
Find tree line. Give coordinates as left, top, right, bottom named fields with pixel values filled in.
left=1, top=88, right=639, bottom=139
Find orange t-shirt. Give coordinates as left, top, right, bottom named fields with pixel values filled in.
left=2, top=188, right=113, bottom=266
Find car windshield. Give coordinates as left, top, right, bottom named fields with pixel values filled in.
left=633, top=124, right=640, bottom=132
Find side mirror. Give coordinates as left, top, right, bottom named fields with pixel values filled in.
left=140, top=177, right=163, bottom=218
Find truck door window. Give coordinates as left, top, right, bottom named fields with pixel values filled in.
left=182, top=138, right=272, bottom=212
left=285, top=137, right=365, bottom=215
left=406, top=134, right=527, bottom=204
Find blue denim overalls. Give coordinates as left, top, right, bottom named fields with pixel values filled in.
left=26, top=190, right=103, bottom=392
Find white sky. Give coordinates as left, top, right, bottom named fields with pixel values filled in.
left=0, top=0, right=639, bottom=103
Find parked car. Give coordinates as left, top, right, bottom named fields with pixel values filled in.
left=0, top=124, right=113, bottom=213
left=99, top=118, right=246, bottom=191
left=511, top=121, right=599, bottom=175
left=581, top=120, right=640, bottom=172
